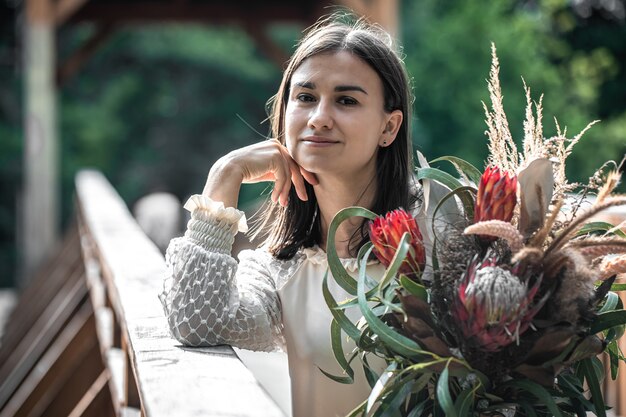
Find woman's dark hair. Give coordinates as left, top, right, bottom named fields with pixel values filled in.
left=254, top=14, right=416, bottom=259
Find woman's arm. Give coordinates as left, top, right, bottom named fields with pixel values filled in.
left=159, top=198, right=284, bottom=351
left=159, top=140, right=315, bottom=351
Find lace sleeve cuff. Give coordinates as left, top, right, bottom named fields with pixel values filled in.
left=183, top=194, right=248, bottom=233
left=183, top=195, right=247, bottom=254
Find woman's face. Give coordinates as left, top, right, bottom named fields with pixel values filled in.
left=284, top=51, right=401, bottom=180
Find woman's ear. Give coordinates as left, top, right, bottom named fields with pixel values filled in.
left=379, top=110, right=403, bottom=147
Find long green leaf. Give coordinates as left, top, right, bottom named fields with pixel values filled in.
left=322, top=272, right=364, bottom=343
left=378, top=232, right=412, bottom=297
left=327, top=206, right=377, bottom=295
left=357, top=246, right=425, bottom=358
left=589, top=310, right=626, bottom=334
left=454, top=386, right=475, bottom=417
left=436, top=364, right=457, bottom=417
left=503, top=379, right=563, bottom=417
left=580, top=358, right=607, bottom=417
left=576, top=221, right=626, bottom=238
left=318, top=319, right=355, bottom=384
left=417, top=167, right=466, bottom=191
left=599, top=291, right=619, bottom=313
left=367, top=363, right=398, bottom=413
left=400, top=275, right=428, bottom=301
left=429, top=186, right=476, bottom=233
left=429, top=156, right=482, bottom=185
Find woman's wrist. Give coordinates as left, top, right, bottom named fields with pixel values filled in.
left=203, top=156, right=243, bottom=209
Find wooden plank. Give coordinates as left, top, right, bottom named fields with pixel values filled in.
left=67, top=369, right=115, bottom=417
left=0, top=268, right=87, bottom=409
left=76, top=169, right=285, bottom=417
left=0, top=302, right=99, bottom=417
left=0, top=227, right=81, bottom=364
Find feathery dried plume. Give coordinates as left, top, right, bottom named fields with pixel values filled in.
left=574, top=239, right=626, bottom=260
left=596, top=170, right=622, bottom=204
left=484, top=44, right=517, bottom=174
left=544, top=120, right=599, bottom=198
left=464, top=220, right=524, bottom=253
left=546, top=197, right=626, bottom=255
left=600, top=255, right=626, bottom=279
left=521, top=79, right=545, bottom=167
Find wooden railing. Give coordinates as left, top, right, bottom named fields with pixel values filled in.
left=0, top=169, right=285, bottom=417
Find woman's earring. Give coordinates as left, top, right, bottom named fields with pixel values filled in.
left=382, top=140, right=387, bottom=146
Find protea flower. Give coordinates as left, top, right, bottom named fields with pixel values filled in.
left=369, top=209, right=426, bottom=280
left=453, top=255, right=545, bottom=352
left=474, top=166, right=518, bottom=223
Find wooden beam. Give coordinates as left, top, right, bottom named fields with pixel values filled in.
left=57, top=23, right=116, bottom=87
left=55, top=0, right=90, bottom=27
left=67, top=2, right=315, bottom=24
left=22, top=0, right=58, bottom=283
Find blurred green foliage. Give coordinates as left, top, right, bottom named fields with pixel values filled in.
left=1, top=1, right=625, bottom=287
left=403, top=0, right=626, bottom=181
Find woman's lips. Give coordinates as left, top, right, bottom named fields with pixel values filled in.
left=300, top=136, right=340, bottom=147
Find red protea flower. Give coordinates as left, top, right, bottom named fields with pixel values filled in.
left=369, top=209, right=426, bottom=280
left=474, top=166, right=518, bottom=223
left=453, top=255, right=546, bottom=352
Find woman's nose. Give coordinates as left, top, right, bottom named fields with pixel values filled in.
left=307, top=100, right=333, bottom=130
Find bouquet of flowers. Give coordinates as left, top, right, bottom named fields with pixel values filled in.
left=324, top=46, right=626, bottom=417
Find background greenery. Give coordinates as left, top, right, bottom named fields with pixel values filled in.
left=1, top=0, right=624, bottom=287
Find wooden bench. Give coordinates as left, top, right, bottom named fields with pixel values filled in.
left=0, top=169, right=285, bottom=417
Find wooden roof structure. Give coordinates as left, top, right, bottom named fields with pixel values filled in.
left=20, top=0, right=399, bottom=284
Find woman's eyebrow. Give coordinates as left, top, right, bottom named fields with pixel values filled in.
left=293, top=81, right=315, bottom=89
left=334, top=85, right=368, bottom=95
left=292, top=81, right=367, bottom=95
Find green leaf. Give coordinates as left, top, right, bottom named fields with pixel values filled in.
left=580, top=358, right=607, bottom=417
left=367, top=362, right=398, bottom=413
left=589, top=310, right=626, bottom=334
left=400, top=275, right=428, bottom=301
left=608, top=340, right=620, bottom=380
left=429, top=155, right=483, bottom=185
left=503, top=379, right=563, bottom=417
left=378, top=232, right=412, bottom=295
left=417, top=167, right=466, bottom=191
left=318, top=319, right=355, bottom=384
left=327, top=206, right=377, bottom=295
left=576, top=221, right=626, bottom=238
left=599, top=291, right=620, bottom=313
left=357, top=246, right=425, bottom=358
left=322, top=272, right=364, bottom=343
left=362, top=355, right=380, bottom=389
left=454, top=386, right=474, bottom=417
left=518, top=401, right=538, bottom=417
left=436, top=363, right=457, bottom=417
left=608, top=283, right=626, bottom=292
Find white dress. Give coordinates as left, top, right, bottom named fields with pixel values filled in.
left=160, top=195, right=385, bottom=417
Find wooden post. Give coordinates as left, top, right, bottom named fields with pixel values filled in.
left=22, top=0, right=58, bottom=284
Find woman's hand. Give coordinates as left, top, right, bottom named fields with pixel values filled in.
left=203, top=139, right=318, bottom=208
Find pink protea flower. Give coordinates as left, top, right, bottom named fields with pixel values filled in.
left=453, top=255, right=545, bottom=352
left=474, top=166, right=518, bottom=223
left=369, top=209, right=426, bottom=280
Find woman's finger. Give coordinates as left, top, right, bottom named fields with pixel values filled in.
left=300, top=166, right=319, bottom=186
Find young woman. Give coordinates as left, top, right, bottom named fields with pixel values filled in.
left=160, top=16, right=417, bottom=417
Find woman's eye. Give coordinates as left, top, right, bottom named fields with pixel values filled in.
left=296, top=94, right=315, bottom=102
left=338, top=97, right=358, bottom=106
